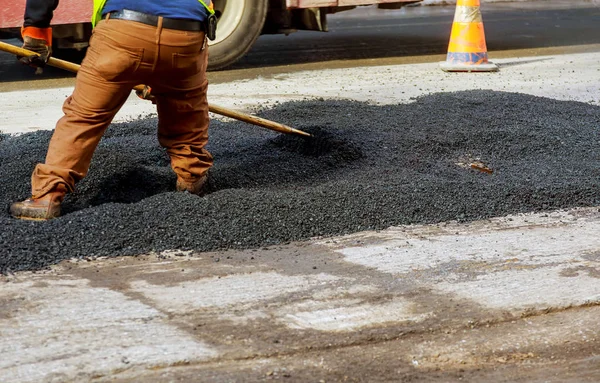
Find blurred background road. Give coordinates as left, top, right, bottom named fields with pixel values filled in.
left=0, top=0, right=599, bottom=90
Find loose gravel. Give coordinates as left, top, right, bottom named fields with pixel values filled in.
left=1, top=90, right=599, bottom=273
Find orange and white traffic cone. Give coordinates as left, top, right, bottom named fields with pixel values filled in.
left=440, top=0, right=498, bottom=72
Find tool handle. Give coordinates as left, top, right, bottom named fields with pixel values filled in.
left=0, top=41, right=81, bottom=72
left=208, top=104, right=312, bottom=137
left=0, top=41, right=311, bottom=138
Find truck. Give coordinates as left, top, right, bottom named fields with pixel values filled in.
left=0, top=0, right=421, bottom=70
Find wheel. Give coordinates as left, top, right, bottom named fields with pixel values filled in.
left=207, top=0, right=268, bottom=70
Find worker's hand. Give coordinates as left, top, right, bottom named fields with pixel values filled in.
left=19, top=27, right=53, bottom=74
left=135, top=85, right=157, bottom=104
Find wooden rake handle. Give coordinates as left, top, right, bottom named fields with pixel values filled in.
left=0, top=41, right=312, bottom=138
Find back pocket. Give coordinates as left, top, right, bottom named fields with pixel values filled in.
left=172, top=52, right=201, bottom=77
left=87, top=33, right=144, bottom=81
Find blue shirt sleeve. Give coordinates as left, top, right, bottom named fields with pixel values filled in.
left=23, top=0, right=60, bottom=28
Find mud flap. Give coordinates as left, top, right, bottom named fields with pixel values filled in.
left=296, top=8, right=328, bottom=32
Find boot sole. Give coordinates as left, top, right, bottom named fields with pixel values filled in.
left=11, top=215, right=52, bottom=221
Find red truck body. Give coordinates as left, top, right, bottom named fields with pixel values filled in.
left=1, top=0, right=91, bottom=28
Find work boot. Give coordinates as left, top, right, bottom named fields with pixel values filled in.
left=10, top=184, right=68, bottom=221
left=176, top=174, right=208, bottom=196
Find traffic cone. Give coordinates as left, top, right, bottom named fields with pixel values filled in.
left=440, top=0, right=498, bottom=72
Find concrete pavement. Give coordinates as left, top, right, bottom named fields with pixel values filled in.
left=1, top=208, right=599, bottom=381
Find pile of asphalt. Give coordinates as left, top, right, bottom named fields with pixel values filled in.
left=1, top=90, right=598, bottom=273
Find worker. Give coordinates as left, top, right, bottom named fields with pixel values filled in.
left=11, top=0, right=217, bottom=220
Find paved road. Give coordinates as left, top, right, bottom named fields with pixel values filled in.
left=2, top=208, right=600, bottom=382
left=233, top=1, right=600, bottom=69
left=1, top=0, right=599, bottom=90
left=1, top=2, right=600, bottom=381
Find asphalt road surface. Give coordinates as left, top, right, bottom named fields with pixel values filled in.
left=0, top=0, right=599, bottom=90
left=232, top=1, right=600, bottom=69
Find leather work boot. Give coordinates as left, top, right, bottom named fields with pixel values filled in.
left=10, top=184, right=68, bottom=221
left=176, top=174, right=208, bottom=196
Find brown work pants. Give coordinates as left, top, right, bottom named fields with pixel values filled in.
left=31, top=18, right=212, bottom=199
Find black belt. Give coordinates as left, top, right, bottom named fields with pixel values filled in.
left=107, top=10, right=205, bottom=32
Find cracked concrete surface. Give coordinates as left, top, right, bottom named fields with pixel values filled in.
left=1, top=208, right=599, bottom=382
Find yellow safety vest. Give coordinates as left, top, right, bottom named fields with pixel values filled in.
left=91, top=0, right=214, bottom=27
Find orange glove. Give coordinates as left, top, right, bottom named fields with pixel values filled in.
left=19, top=26, right=53, bottom=73
left=135, top=85, right=157, bottom=104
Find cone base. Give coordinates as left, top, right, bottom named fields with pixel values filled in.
left=439, top=61, right=499, bottom=72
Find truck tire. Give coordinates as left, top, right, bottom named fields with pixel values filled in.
left=208, top=0, right=268, bottom=70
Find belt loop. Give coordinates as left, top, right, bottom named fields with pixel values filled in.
left=153, top=16, right=163, bottom=71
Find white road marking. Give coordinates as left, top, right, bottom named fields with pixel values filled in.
left=130, top=272, right=340, bottom=312
left=336, top=221, right=600, bottom=274
left=280, top=298, right=431, bottom=331
left=435, top=265, right=600, bottom=310
left=0, top=279, right=217, bottom=383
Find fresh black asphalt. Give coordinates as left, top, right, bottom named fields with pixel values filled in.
left=1, top=91, right=598, bottom=273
